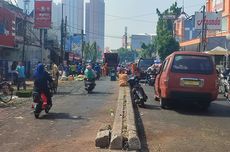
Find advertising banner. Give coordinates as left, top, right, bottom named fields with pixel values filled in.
left=34, top=0, right=52, bottom=29
left=0, top=7, right=15, bottom=47
left=65, top=34, right=83, bottom=56
left=195, top=12, right=222, bottom=30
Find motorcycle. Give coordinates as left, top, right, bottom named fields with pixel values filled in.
left=32, top=91, right=52, bottom=118
left=221, top=74, right=230, bottom=102
left=146, top=72, right=156, bottom=86
left=32, top=83, right=53, bottom=119
left=145, top=69, right=157, bottom=86
left=84, top=78, right=96, bottom=93
left=128, top=76, right=148, bottom=107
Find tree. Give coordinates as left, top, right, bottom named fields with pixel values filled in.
left=155, top=2, right=181, bottom=60
left=140, top=43, right=155, bottom=59
left=83, top=42, right=98, bottom=62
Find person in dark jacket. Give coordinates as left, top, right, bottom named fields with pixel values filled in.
left=33, top=63, right=53, bottom=106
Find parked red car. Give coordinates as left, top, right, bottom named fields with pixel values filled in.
left=154, top=51, right=218, bottom=109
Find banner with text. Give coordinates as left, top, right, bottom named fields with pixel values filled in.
left=34, top=0, right=52, bottom=29
left=0, top=7, right=15, bottom=47
left=195, top=12, right=222, bottom=30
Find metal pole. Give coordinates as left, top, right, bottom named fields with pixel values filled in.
left=22, top=14, right=26, bottom=62
left=60, top=2, right=64, bottom=63
left=81, top=29, right=84, bottom=60
left=41, top=29, right=44, bottom=63
left=200, top=5, right=206, bottom=52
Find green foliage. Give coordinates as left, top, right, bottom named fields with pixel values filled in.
left=83, top=42, right=99, bottom=62
left=140, top=43, right=155, bottom=59
left=16, top=90, right=32, bottom=98
left=155, top=2, right=181, bottom=60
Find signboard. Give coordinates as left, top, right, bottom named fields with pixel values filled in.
left=162, top=15, right=176, bottom=20
left=195, top=12, right=222, bottom=30
left=212, top=0, right=224, bottom=12
left=65, top=34, right=84, bottom=56
left=34, top=0, right=52, bottom=29
left=0, top=7, right=15, bottom=47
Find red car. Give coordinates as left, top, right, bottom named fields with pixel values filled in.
left=154, top=51, right=218, bottom=109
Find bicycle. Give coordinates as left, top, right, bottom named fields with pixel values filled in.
left=0, top=81, right=14, bottom=103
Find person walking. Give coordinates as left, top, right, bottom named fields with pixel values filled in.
left=16, top=61, right=26, bottom=91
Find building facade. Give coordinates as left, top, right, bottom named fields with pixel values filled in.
left=0, top=0, right=42, bottom=78
left=131, top=34, right=153, bottom=51
left=52, top=0, right=84, bottom=37
left=85, top=0, right=105, bottom=53
left=175, top=0, right=230, bottom=52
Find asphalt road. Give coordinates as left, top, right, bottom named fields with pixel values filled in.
left=137, top=84, right=230, bottom=152
left=0, top=78, right=118, bottom=152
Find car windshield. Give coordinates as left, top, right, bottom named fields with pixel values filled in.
left=138, top=60, right=155, bottom=70
left=171, top=55, right=213, bottom=74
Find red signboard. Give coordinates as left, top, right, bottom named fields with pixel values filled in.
left=0, top=7, right=15, bottom=47
left=34, top=0, right=52, bottom=29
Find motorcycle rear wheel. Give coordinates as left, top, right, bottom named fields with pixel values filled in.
left=34, top=103, right=42, bottom=119
left=139, top=100, right=145, bottom=108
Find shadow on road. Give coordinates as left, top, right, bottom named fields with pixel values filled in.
left=90, top=91, right=113, bottom=95
left=39, top=112, right=87, bottom=120
left=0, top=103, right=10, bottom=108
left=143, top=103, right=161, bottom=110
left=134, top=106, right=149, bottom=152
left=174, top=102, right=230, bottom=117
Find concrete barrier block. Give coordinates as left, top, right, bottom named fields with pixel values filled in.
left=95, top=130, right=111, bottom=148
left=125, top=87, right=141, bottom=150
left=110, top=87, right=125, bottom=149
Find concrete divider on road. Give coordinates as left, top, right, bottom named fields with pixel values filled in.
left=125, top=87, right=141, bottom=150
left=110, top=87, right=125, bottom=149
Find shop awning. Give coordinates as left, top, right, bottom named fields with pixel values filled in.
left=205, top=46, right=230, bottom=55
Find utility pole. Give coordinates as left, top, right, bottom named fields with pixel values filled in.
left=41, top=29, right=45, bottom=63
left=81, top=29, right=84, bottom=60
left=22, top=0, right=30, bottom=62
left=22, top=14, right=26, bottom=62
left=60, top=2, right=64, bottom=63
left=125, top=26, right=128, bottom=49
left=64, top=16, right=67, bottom=60
left=199, top=5, right=206, bottom=52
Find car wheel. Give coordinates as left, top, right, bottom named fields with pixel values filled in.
left=160, top=98, right=168, bottom=109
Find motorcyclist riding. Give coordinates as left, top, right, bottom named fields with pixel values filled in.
left=33, top=63, right=53, bottom=107
left=84, top=64, right=96, bottom=80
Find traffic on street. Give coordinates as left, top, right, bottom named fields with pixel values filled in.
left=1, top=0, right=230, bottom=152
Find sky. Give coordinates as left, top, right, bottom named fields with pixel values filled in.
left=15, top=0, right=206, bottom=49
left=104, top=0, right=206, bottom=49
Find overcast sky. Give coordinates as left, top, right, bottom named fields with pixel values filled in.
left=17, top=0, right=206, bottom=49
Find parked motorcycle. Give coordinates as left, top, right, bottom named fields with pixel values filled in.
left=146, top=72, right=156, bottom=86
left=84, top=78, right=96, bottom=93
left=128, top=76, right=148, bottom=107
left=145, top=68, right=157, bottom=86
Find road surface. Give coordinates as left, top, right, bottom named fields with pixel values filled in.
left=0, top=78, right=118, bottom=152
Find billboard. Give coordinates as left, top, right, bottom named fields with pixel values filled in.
left=65, top=34, right=84, bottom=57
left=195, top=12, right=222, bottom=30
left=34, top=0, right=52, bottom=29
left=0, top=7, right=15, bottom=47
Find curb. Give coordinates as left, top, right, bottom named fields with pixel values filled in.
left=110, top=87, right=125, bottom=149
left=125, top=87, right=141, bottom=150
